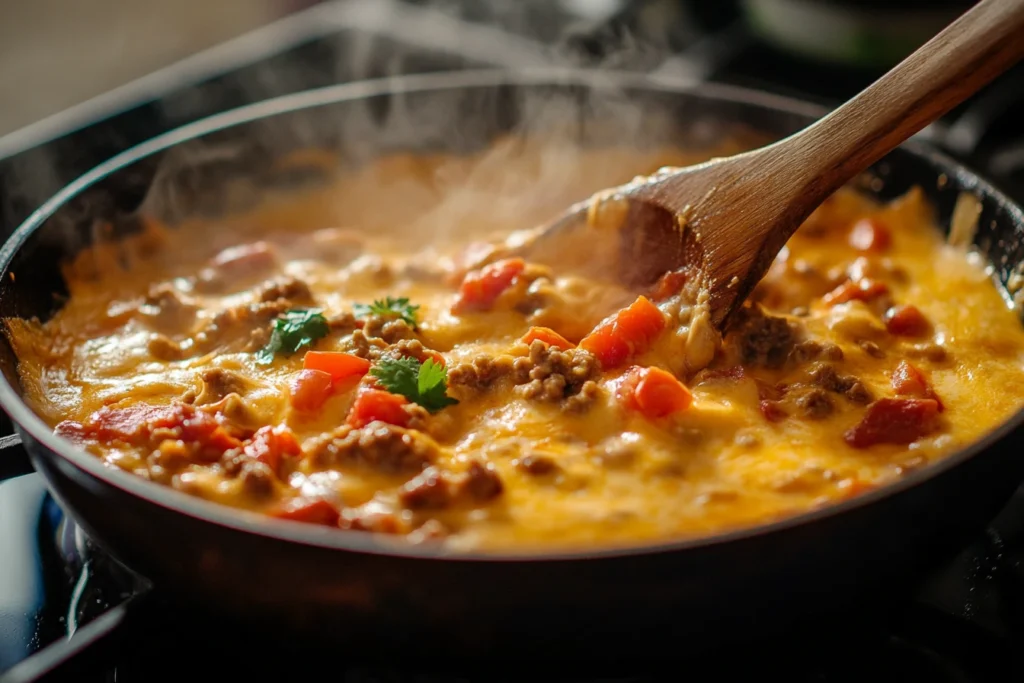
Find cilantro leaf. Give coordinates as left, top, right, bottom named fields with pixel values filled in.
left=353, top=296, right=419, bottom=326
left=370, top=356, right=458, bottom=413
left=254, top=308, right=329, bottom=365
left=418, top=358, right=459, bottom=412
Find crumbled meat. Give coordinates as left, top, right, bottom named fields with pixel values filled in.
left=398, top=467, right=452, bottom=509
left=140, top=283, right=198, bottom=331
left=256, top=276, right=314, bottom=304
left=341, top=329, right=388, bottom=360
left=514, top=341, right=600, bottom=405
left=788, top=339, right=843, bottom=364
left=808, top=363, right=873, bottom=404
left=562, top=381, right=600, bottom=413
left=858, top=340, right=886, bottom=358
left=793, top=387, right=834, bottom=418
left=308, top=422, right=439, bottom=474
left=517, top=453, right=559, bottom=475
left=193, top=368, right=255, bottom=405
left=398, top=460, right=504, bottom=510
left=147, top=334, right=188, bottom=361
left=194, top=300, right=291, bottom=353
left=239, top=460, right=275, bottom=499
left=448, top=355, right=516, bottom=390
left=462, top=461, right=503, bottom=501
left=906, top=342, right=949, bottom=362
left=450, top=341, right=600, bottom=411
left=328, top=311, right=359, bottom=333
left=383, top=339, right=437, bottom=365
left=729, top=306, right=803, bottom=368
left=363, top=315, right=415, bottom=343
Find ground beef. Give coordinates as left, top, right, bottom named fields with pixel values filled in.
left=448, top=355, right=516, bottom=390
left=362, top=315, right=415, bottom=343
left=239, top=460, right=275, bottom=499
left=328, top=311, right=359, bottom=333
left=906, top=342, right=949, bottom=362
left=808, top=363, right=873, bottom=404
left=858, top=340, right=886, bottom=358
left=792, top=387, right=835, bottom=418
left=398, top=460, right=504, bottom=510
left=787, top=339, right=844, bottom=364
left=193, top=300, right=291, bottom=353
left=517, top=453, right=559, bottom=475
left=514, top=341, right=600, bottom=405
left=147, top=334, right=188, bottom=361
left=382, top=339, right=437, bottom=365
left=192, top=368, right=254, bottom=405
left=340, top=329, right=389, bottom=361
left=450, top=341, right=600, bottom=411
left=729, top=306, right=803, bottom=368
left=256, top=276, right=314, bottom=305
left=141, top=283, right=197, bottom=331
left=308, top=422, right=439, bottom=474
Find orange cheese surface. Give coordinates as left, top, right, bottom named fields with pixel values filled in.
left=7, top=139, right=1024, bottom=553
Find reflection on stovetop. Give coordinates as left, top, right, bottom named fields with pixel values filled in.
left=2, top=471, right=1024, bottom=682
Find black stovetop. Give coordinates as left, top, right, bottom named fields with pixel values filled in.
left=2, top=1, right=1024, bottom=681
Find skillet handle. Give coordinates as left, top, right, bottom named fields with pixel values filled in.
left=0, top=432, right=35, bottom=481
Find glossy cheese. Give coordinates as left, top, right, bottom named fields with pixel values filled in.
left=7, top=139, right=1024, bottom=553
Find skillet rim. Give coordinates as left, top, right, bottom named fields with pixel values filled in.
left=1, top=66, right=1022, bottom=562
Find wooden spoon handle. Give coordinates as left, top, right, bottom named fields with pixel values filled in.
left=785, top=0, right=1024, bottom=201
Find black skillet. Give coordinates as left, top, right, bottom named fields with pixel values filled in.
left=0, top=69, right=1022, bottom=663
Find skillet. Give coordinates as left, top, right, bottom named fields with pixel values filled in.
left=0, top=68, right=1023, bottom=661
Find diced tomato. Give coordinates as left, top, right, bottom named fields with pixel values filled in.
left=270, top=498, right=340, bottom=526
left=451, top=257, right=526, bottom=314
left=617, top=366, right=693, bottom=419
left=844, top=398, right=940, bottom=448
left=243, top=425, right=302, bottom=475
left=425, top=351, right=446, bottom=367
left=648, top=269, right=690, bottom=302
left=55, top=404, right=242, bottom=457
left=848, top=218, right=892, bottom=253
left=521, top=326, right=575, bottom=350
left=346, top=389, right=411, bottom=428
left=289, top=369, right=335, bottom=412
left=302, top=351, right=371, bottom=388
left=822, top=278, right=890, bottom=306
left=759, top=400, right=788, bottom=422
left=579, top=295, right=667, bottom=369
left=891, top=360, right=944, bottom=411
left=884, top=304, right=930, bottom=337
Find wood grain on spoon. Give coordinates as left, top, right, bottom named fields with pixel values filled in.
left=491, top=0, right=1024, bottom=331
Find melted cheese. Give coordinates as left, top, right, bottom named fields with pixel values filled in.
left=6, top=139, right=1024, bottom=553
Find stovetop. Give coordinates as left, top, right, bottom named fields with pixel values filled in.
left=2, top=1, right=1024, bottom=681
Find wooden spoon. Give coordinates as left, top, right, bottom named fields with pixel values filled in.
left=479, top=0, right=1024, bottom=331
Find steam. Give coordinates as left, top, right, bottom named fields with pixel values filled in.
left=6, top=0, right=712, bottom=264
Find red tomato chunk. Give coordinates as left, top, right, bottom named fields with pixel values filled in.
left=579, top=296, right=666, bottom=369
left=347, top=389, right=411, bottom=428
left=844, top=398, right=940, bottom=448
left=452, top=258, right=526, bottom=313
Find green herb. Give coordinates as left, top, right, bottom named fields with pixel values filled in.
left=353, top=296, right=419, bottom=327
left=254, top=308, right=329, bottom=365
left=370, top=356, right=458, bottom=413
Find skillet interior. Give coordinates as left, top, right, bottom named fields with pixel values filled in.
left=0, top=69, right=1023, bottom=658
left=2, top=69, right=1024, bottom=558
